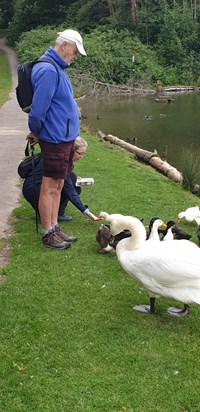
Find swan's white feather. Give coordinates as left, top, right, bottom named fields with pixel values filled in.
left=102, top=212, right=200, bottom=306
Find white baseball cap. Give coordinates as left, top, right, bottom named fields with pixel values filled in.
left=57, top=29, right=87, bottom=56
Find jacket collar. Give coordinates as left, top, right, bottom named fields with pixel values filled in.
left=43, top=48, right=69, bottom=69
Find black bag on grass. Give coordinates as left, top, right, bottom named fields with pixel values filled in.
left=18, top=141, right=41, bottom=234
left=18, top=152, right=42, bottom=179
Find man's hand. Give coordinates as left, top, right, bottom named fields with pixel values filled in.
left=26, top=132, right=39, bottom=147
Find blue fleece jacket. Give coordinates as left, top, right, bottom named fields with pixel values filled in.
left=28, top=48, right=80, bottom=143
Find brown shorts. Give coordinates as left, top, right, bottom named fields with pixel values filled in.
left=39, top=140, right=75, bottom=179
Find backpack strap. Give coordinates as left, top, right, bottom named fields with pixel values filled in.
left=33, top=57, right=60, bottom=85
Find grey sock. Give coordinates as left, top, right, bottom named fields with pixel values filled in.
left=42, top=228, right=53, bottom=236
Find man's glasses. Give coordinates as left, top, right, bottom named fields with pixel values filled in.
left=75, top=150, right=85, bottom=157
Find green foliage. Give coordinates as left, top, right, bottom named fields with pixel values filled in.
left=157, top=2, right=198, bottom=67
left=135, top=0, right=165, bottom=44
left=6, top=0, right=67, bottom=45
left=16, top=25, right=165, bottom=87
left=15, top=26, right=58, bottom=62
left=0, top=0, right=13, bottom=28
left=8, top=0, right=200, bottom=86
left=65, top=0, right=110, bottom=32
left=78, top=27, right=138, bottom=84
left=7, top=0, right=40, bottom=44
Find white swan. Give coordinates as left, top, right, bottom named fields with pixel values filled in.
left=178, top=206, right=200, bottom=223
left=100, top=211, right=200, bottom=317
left=194, top=217, right=200, bottom=247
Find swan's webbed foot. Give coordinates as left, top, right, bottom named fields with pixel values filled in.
left=133, top=297, right=156, bottom=314
left=133, top=304, right=152, bottom=313
left=167, top=304, right=189, bottom=317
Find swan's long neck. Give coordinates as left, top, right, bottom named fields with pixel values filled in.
left=111, top=217, right=146, bottom=250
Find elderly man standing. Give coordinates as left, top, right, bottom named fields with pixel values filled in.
left=27, top=29, right=87, bottom=249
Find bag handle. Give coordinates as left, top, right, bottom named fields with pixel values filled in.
left=24, top=139, right=39, bottom=234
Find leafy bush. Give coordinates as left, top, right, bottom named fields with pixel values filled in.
left=16, top=26, right=169, bottom=86
left=15, top=24, right=199, bottom=89
left=16, top=26, right=165, bottom=87
left=16, top=26, right=58, bottom=61
left=70, top=27, right=165, bottom=86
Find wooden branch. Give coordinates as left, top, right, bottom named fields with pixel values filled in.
left=97, top=130, right=183, bottom=184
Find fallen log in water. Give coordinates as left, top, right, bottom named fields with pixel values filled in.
left=97, top=130, right=183, bottom=184
left=164, top=86, right=194, bottom=92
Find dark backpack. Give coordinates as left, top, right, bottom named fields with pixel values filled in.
left=16, top=58, right=59, bottom=113
left=18, top=141, right=42, bottom=234
left=18, top=152, right=42, bottom=179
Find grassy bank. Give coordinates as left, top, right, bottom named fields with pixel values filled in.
left=0, top=49, right=12, bottom=107
left=0, top=130, right=200, bottom=412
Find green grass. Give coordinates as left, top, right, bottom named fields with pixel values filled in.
left=0, top=50, right=12, bottom=107
left=1, top=130, right=200, bottom=411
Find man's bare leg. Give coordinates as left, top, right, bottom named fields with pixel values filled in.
left=39, top=176, right=64, bottom=230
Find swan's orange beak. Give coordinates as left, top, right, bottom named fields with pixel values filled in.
left=177, top=218, right=181, bottom=223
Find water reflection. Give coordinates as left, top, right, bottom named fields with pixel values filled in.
left=78, top=93, right=200, bottom=171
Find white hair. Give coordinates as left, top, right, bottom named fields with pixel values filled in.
left=74, top=136, right=88, bottom=150
left=55, top=36, right=75, bottom=47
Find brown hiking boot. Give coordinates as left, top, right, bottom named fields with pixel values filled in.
left=55, top=225, right=77, bottom=243
left=42, top=229, right=71, bottom=250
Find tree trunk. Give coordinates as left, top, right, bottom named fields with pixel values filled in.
left=107, top=0, right=115, bottom=16
left=97, top=130, right=183, bottom=184
left=130, top=0, right=136, bottom=22
left=194, top=0, right=197, bottom=21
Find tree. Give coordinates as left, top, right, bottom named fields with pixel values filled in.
left=0, top=0, right=14, bottom=28
left=7, top=0, right=74, bottom=44
left=134, top=0, right=166, bottom=45
left=157, top=1, right=198, bottom=66
left=130, top=0, right=136, bottom=22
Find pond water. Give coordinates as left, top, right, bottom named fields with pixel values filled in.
left=78, top=92, right=200, bottom=172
